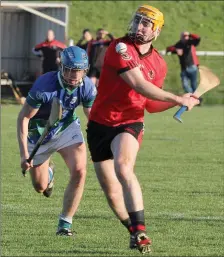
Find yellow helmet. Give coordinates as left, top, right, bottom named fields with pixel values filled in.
left=136, top=5, right=164, bottom=31
left=128, top=5, right=164, bottom=43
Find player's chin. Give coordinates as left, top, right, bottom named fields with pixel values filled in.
left=67, top=80, right=79, bottom=86
left=135, top=35, right=154, bottom=44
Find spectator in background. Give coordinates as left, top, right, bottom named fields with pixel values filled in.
left=166, top=31, right=201, bottom=95
left=87, top=28, right=114, bottom=86
left=32, top=29, right=66, bottom=74
left=76, top=28, right=93, bottom=51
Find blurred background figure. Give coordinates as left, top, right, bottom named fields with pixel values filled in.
left=87, top=28, right=114, bottom=86
left=76, top=28, right=93, bottom=51
left=32, top=29, right=67, bottom=74
left=166, top=31, right=201, bottom=95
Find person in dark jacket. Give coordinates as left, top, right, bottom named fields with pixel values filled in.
left=32, top=30, right=67, bottom=74
left=87, top=28, right=114, bottom=86
left=76, top=28, right=94, bottom=51
left=166, top=31, right=201, bottom=94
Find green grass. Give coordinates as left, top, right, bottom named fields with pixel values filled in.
left=2, top=105, right=224, bottom=256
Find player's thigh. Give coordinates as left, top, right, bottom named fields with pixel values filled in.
left=58, top=142, right=87, bottom=174
left=111, top=132, right=139, bottom=167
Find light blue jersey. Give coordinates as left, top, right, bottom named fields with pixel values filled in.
left=26, top=71, right=96, bottom=144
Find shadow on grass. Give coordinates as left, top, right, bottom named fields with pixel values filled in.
left=152, top=215, right=224, bottom=222
left=149, top=188, right=223, bottom=197
left=41, top=248, right=128, bottom=256
left=6, top=210, right=113, bottom=221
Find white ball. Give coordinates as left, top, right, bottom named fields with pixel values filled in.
left=115, top=42, right=127, bottom=54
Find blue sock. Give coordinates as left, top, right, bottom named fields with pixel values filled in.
left=58, top=219, right=72, bottom=230
left=58, top=214, right=72, bottom=229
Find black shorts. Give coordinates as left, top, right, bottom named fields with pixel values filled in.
left=86, top=120, right=144, bottom=162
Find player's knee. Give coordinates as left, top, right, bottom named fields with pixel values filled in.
left=33, top=182, right=47, bottom=193
left=115, top=159, right=134, bottom=182
left=70, top=167, right=86, bottom=181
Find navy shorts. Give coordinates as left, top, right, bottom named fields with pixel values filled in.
left=86, top=120, right=144, bottom=162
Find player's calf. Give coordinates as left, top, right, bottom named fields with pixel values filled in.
left=43, top=162, right=55, bottom=198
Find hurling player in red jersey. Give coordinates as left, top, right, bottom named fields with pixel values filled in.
left=87, top=5, right=199, bottom=254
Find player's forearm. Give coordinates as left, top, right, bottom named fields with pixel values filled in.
left=135, top=80, right=183, bottom=105
left=145, top=100, right=177, bottom=113
left=83, top=107, right=91, bottom=119
left=17, top=115, right=30, bottom=158
left=121, top=69, right=183, bottom=105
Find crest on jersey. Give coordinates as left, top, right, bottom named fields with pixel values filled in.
left=120, top=52, right=132, bottom=60
left=70, top=96, right=77, bottom=104
left=148, top=70, right=155, bottom=80
left=138, top=63, right=144, bottom=71
left=36, top=91, right=44, bottom=100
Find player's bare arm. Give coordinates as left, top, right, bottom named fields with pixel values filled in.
left=83, top=107, right=91, bottom=119
left=17, top=102, right=39, bottom=170
left=120, top=67, right=199, bottom=109
left=145, top=100, right=176, bottom=113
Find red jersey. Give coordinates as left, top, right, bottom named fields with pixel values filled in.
left=89, top=36, right=167, bottom=126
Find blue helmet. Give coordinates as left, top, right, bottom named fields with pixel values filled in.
left=60, top=46, right=89, bottom=86
left=60, top=46, right=89, bottom=70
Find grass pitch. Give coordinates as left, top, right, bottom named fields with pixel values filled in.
left=1, top=105, right=224, bottom=256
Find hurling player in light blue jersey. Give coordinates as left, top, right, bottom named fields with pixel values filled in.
left=17, top=46, right=97, bottom=236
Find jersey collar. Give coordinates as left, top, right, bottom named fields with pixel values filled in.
left=133, top=43, right=154, bottom=59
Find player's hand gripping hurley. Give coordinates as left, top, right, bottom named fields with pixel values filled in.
left=173, top=66, right=220, bottom=123
left=22, top=97, right=63, bottom=177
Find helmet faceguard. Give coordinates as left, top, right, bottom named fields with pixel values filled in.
left=60, top=46, right=89, bottom=87
left=60, top=65, right=88, bottom=87
left=128, top=5, right=164, bottom=44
